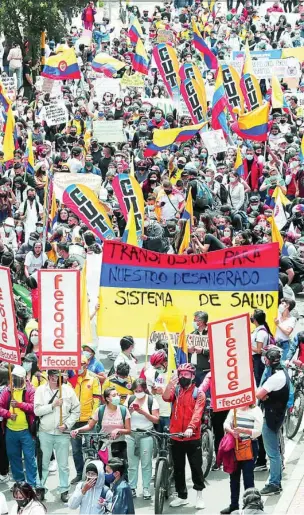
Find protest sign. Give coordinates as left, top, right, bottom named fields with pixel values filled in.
left=120, top=73, right=145, bottom=88
left=54, top=173, right=101, bottom=201
left=0, top=267, right=21, bottom=365
left=230, top=58, right=300, bottom=79
left=95, top=77, right=120, bottom=99
left=200, top=129, right=227, bottom=155
left=97, top=242, right=279, bottom=353
left=42, top=77, right=63, bottom=101
left=208, top=313, right=255, bottom=411
left=1, top=74, right=16, bottom=99
left=93, top=120, right=126, bottom=143
left=233, top=47, right=304, bottom=62
left=63, top=183, right=116, bottom=241
left=157, top=29, right=175, bottom=44
left=38, top=269, right=81, bottom=369
left=44, top=103, right=68, bottom=127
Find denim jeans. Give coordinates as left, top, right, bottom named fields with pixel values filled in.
left=156, top=416, right=171, bottom=433
left=126, top=434, right=153, bottom=490
left=9, top=66, right=22, bottom=90
left=6, top=428, right=37, bottom=487
left=37, top=432, right=70, bottom=493
left=262, top=421, right=282, bottom=487
left=230, top=440, right=258, bottom=509
left=280, top=341, right=290, bottom=361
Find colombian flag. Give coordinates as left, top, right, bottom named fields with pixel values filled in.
left=132, top=39, right=149, bottom=75
left=271, top=76, right=289, bottom=113
left=3, top=106, right=15, bottom=165
left=178, top=220, right=191, bottom=255
left=211, top=66, right=229, bottom=139
left=122, top=204, right=139, bottom=247
left=128, top=15, right=144, bottom=43
left=234, top=147, right=244, bottom=176
left=176, top=317, right=188, bottom=365
left=182, top=188, right=194, bottom=226
left=144, top=120, right=208, bottom=157
left=25, top=131, right=35, bottom=176
left=92, top=53, right=126, bottom=77
left=231, top=103, right=270, bottom=142
left=0, top=81, right=10, bottom=114
left=192, top=20, right=218, bottom=70
left=300, top=135, right=304, bottom=164
left=41, top=48, right=81, bottom=80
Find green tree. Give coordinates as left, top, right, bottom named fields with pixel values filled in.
left=0, top=0, right=87, bottom=61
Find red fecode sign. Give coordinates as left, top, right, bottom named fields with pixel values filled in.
left=38, top=269, right=81, bottom=370
left=0, top=266, right=21, bottom=365
left=208, top=313, right=255, bottom=412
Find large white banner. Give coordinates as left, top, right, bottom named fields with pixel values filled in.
left=53, top=173, right=101, bottom=201
left=0, top=267, right=21, bottom=365
left=38, top=270, right=81, bottom=369
left=208, top=313, right=255, bottom=411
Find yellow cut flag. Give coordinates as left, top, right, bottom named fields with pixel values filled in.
left=268, top=216, right=283, bottom=251
left=81, top=260, right=93, bottom=347
left=3, top=106, right=15, bottom=163
left=125, top=204, right=139, bottom=246
left=178, top=219, right=191, bottom=255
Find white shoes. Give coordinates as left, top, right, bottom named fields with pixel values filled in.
left=48, top=460, right=57, bottom=473
left=195, top=491, right=205, bottom=510
left=0, top=474, right=9, bottom=482
left=170, top=497, right=189, bottom=508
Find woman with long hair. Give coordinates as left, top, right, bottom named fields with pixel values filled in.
left=11, top=481, right=47, bottom=514
left=250, top=309, right=273, bottom=387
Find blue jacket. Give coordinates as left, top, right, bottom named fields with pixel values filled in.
left=88, top=356, right=105, bottom=374
left=112, top=478, right=135, bottom=515
left=68, top=460, right=112, bottom=514
left=286, top=334, right=300, bottom=361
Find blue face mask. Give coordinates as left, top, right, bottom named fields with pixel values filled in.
left=105, top=473, right=115, bottom=484
left=74, top=115, right=81, bottom=120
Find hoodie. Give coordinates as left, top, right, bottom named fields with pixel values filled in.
left=68, top=460, right=112, bottom=514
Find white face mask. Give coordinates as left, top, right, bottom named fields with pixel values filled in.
left=4, top=226, right=13, bottom=234
left=278, top=304, right=286, bottom=314
left=15, top=226, right=23, bottom=233
left=135, top=392, right=145, bottom=399
left=31, top=335, right=39, bottom=345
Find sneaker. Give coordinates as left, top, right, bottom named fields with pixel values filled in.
left=70, top=475, right=82, bottom=485
left=254, top=464, right=267, bottom=472
left=220, top=507, right=239, bottom=514
left=0, top=474, right=9, bottom=482
left=195, top=491, right=205, bottom=510
left=143, top=488, right=151, bottom=500
left=211, top=463, right=220, bottom=471
left=48, top=460, right=57, bottom=473
left=260, top=484, right=281, bottom=496
left=170, top=498, right=189, bottom=508
left=61, top=491, right=69, bottom=503
left=131, top=489, right=137, bottom=498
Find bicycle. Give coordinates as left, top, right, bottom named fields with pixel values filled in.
left=285, top=364, right=304, bottom=439
left=69, top=431, right=112, bottom=477
left=135, top=428, right=185, bottom=515
left=201, top=405, right=214, bottom=478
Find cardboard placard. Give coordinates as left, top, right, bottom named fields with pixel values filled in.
left=200, top=129, right=227, bottom=155
left=93, top=120, right=126, bottom=143
left=156, top=29, right=175, bottom=44
left=44, top=103, right=68, bottom=127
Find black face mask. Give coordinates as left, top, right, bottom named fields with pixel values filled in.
left=16, top=499, right=29, bottom=509
left=250, top=315, right=255, bottom=323
left=179, top=377, right=191, bottom=389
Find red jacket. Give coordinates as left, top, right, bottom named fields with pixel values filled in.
left=243, top=157, right=263, bottom=191
left=163, top=384, right=205, bottom=441
left=217, top=433, right=237, bottom=474
left=0, top=383, right=36, bottom=431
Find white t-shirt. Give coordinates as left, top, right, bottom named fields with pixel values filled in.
left=92, top=405, right=130, bottom=442
left=159, top=192, right=184, bottom=221
left=145, top=367, right=171, bottom=417
left=126, top=394, right=159, bottom=430
left=67, top=157, right=82, bottom=173
left=0, top=492, right=8, bottom=514
left=24, top=251, right=47, bottom=275
left=263, top=370, right=287, bottom=392
left=275, top=315, right=296, bottom=341
left=114, top=352, right=138, bottom=379
left=251, top=325, right=269, bottom=355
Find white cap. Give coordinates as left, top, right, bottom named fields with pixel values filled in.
left=12, top=365, right=26, bottom=378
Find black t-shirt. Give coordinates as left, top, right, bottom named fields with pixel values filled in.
left=98, top=157, right=112, bottom=181
left=23, top=64, right=32, bottom=88
left=91, top=147, right=102, bottom=165
left=280, top=256, right=304, bottom=283
left=188, top=328, right=209, bottom=372
left=205, top=233, right=225, bottom=252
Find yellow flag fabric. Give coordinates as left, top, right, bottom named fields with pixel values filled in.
left=3, top=106, right=15, bottom=162
left=268, top=216, right=283, bottom=251
left=81, top=261, right=93, bottom=347
left=178, top=219, right=191, bottom=255
left=125, top=204, right=139, bottom=246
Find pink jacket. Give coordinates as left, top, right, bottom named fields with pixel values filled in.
left=199, top=372, right=214, bottom=409
left=0, top=382, right=36, bottom=430
left=217, top=432, right=237, bottom=474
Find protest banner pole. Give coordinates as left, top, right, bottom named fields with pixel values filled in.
left=42, top=170, right=52, bottom=252
left=8, top=364, right=15, bottom=413
left=59, top=371, right=63, bottom=426
left=145, top=323, right=150, bottom=367
left=233, top=408, right=238, bottom=450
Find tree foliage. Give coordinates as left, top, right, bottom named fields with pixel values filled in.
left=0, top=0, right=87, bottom=59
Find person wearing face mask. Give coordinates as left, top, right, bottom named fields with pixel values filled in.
left=125, top=379, right=159, bottom=500
left=145, top=351, right=171, bottom=433
left=148, top=108, right=170, bottom=131
left=66, top=126, right=78, bottom=149
left=0, top=366, right=37, bottom=489
left=11, top=482, right=46, bottom=515
left=34, top=370, right=80, bottom=503
left=16, top=188, right=43, bottom=241
left=274, top=298, right=296, bottom=360
left=114, top=336, right=138, bottom=379
left=132, top=118, right=152, bottom=149
left=69, top=355, right=101, bottom=485
left=106, top=457, right=134, bottom=515
left=68, top=460, right=112, bottom=514
left=102, top=363, right=134, bottom=405
left=243, top=148, right=264, bottom=192
left=0, top=217, right=17, bottom=254
left=82, top=343, right=105, bottom=382
left=163, top=363, right=206, bottom=509
left=79, top=154, right=101, bottom=176
left=15, top=231, right=39, bottom=263
left=25, top=329, right=39, bottom=358
left=141, top=209, right=170, bottom=253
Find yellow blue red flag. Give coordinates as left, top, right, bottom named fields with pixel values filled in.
left=122, top=204, right=139, bottom=246
left=41, top=48, right=81, bottom=80
left=128, top=15, right=144, bottom=43
left=176, top=316, right=188, bottom=365
left=3, top=106, right=15, bottom=164
left=192, top=20, right=218, bottom=70
left=144, top=120, right=208, bottom=157
left=301, top=135, right=304, bottom=163
left=211, top=66, right=230, bottom=139
left=178, top=219, right=191, bottom=255
left=92, top=53, right=126, bottom=77
left=234, top=147, right=244, bottom=176
left=231, top=103, right=270, bottom=142
left=25, top=131, right=35, bottom=176
left=182, top=188, right=194, bottom=226
left=132, top=39, right=149, bottom=75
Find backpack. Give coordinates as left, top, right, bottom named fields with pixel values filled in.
left=175, top=386, right=198, bottom=399
left=257, top=328, right=276, bottom=349
left=194, top=179, right=213, bottom=209
left=97, top=404, right=127, bottom=433
left=22, top=199, right=40, bottom=217
left=219, top=183, right=228, bottom=204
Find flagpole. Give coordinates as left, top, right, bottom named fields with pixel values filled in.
left=42, top=169, right=52, bottom=252
left=145, top=323, right=150, bottom=367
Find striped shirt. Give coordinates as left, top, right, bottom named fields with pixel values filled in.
left=224, top=406, right=263, bottom=440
